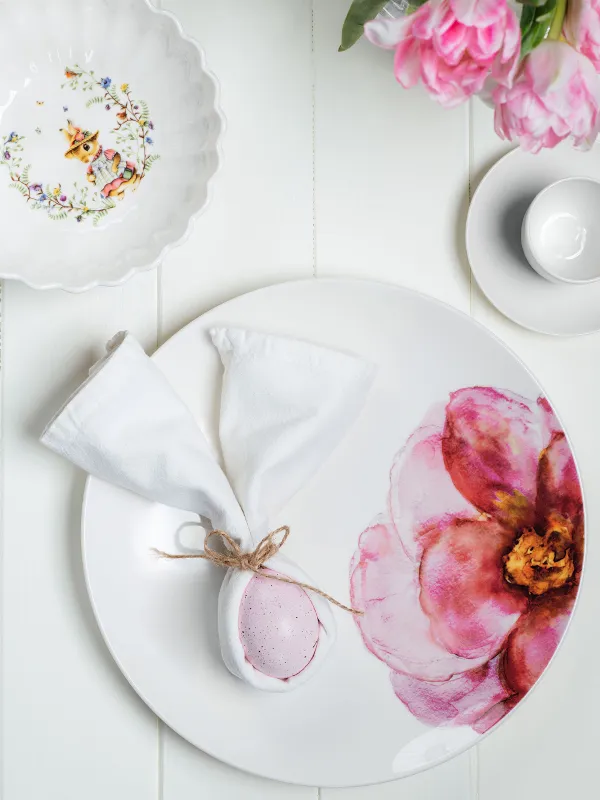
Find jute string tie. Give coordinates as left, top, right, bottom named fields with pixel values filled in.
left=153, top=525, right=363, bottom=616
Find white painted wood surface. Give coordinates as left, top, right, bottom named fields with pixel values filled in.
left=0, top=1, right=596, bottom=798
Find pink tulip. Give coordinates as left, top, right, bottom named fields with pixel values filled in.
left=350, top=388, right=583, bottom=732
left=493, top=40, right=600, bottom=153
left=566, top=0, right=600, bottom=72
left=364, top=0, right=520, bottom=108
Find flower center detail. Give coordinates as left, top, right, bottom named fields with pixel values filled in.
left=503, top=512, right=575, bottom=596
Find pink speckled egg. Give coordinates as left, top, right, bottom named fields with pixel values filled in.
left=238, top=569, right=320, bottom=679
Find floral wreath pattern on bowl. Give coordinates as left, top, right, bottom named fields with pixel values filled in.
left=1, top=66, right=160, bottom=224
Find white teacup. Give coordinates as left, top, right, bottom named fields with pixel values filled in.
left=521, top=177, right=600, bottom=284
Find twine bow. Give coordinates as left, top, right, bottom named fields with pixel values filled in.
left=153, top=525, right=363, bottom=616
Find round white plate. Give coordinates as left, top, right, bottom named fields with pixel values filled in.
left=82, top=279, right=584, bottom=787
left=0, top=0, right=222, bottom=291
left=467, top=146, right=600, bottom=336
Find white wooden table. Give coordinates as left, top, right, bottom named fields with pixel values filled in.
left=2, top=1, right=598, bottom=798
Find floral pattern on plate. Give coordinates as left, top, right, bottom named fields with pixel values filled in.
left=350, top=386, right=583, bottom=733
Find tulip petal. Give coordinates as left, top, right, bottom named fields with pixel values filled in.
left=450, top=0, right=504, bottom=28
left=470, top=22, right=503, bottom=62
left=390, top=653, right=513, bottom=727
left=434, top=17, right=469, bottom=66
left=420, top=46, right=473, bottom=107
left=376, top=0, right=521, bottom=108
left=499, top=6, right=520, bottom=66
left=566, top=0, right=600, bottom=72
left=527, top=43, right=600, bottom=131
left=394, top=37, right=423, bottom=89
left=412, top=0, right=447, bottom=40
left=490, top=10, right=520, bottom=87
left=492, top=41, right=600, bottom=152
left=351, top=517, right=490, bottom=681
left=420, top=518, right=527, bottom=660
left=442, top=387, right=545, bottom=529
left=364, top=16, right=412, bottom=50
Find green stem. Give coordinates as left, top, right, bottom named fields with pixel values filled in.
left=13, top=176, right=106, bottom=214
left=548, top=0, right=567, bottom=41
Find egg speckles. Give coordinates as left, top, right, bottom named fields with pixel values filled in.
left=238, top=569, right=320, bottom=679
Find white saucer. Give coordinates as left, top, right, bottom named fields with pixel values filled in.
left=467, top=146, right=600, bottom=336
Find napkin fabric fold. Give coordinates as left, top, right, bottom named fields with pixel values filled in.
left=41, top=332, right=245, bottom=535
left=42, top=327, right=375, bottom=548
left=41, top=325, right=376, bottom=692
left=211, top=327, right=376, bottom=539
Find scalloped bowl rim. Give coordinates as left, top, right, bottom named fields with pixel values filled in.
left=0, top=0, right=225, bottom=293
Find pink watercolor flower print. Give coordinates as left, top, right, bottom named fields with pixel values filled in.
left=350, top=387, right=583, bottom=733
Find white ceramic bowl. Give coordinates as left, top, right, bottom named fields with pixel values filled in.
left=0, top=0, right=223, bottom=291
left=521, top=177, right=600, bottom=284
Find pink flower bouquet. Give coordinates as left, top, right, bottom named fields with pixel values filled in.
left=340, top=0, right=600, bottom=153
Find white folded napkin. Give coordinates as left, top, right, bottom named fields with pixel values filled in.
left=42, top=327, right=375, bottom=691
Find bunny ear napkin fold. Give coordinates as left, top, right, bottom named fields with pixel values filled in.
left=41, top=328, right=376, bottom=692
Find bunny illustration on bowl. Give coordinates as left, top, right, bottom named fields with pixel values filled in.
left=1, top=67, right=160, bottom=226
left=61, top=120, right=141, bottom=200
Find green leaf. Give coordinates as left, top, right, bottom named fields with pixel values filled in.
left=93, top=208, right=109, bottom=226
left=520, top=3, right=536, bottom=37
left=144, top=153, right=160, bottom=173
left=339, top=0, right=388, bottom=51
left=86, top=95, right=105, bottom=108
left=8, top=182, right=27, bottom=195
left=520, top=0, right=556, bottom=57
left=21, top=164, right=30, bottom=186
